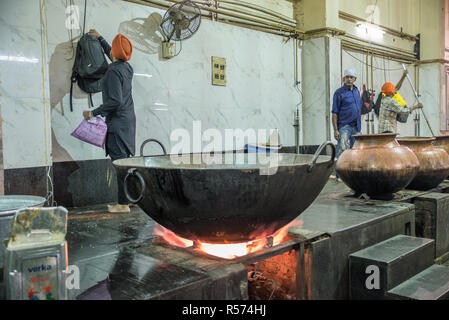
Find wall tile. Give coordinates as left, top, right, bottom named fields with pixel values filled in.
left=1, top=97, right=51, bottom=169
left=43, top=0, right=299, bottom=161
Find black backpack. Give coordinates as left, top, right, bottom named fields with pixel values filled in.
left=374, top=91, right=382, bottom=117
left=361, top=84, right=374, bottom=115
left=70, top=33, right=109, bottom=112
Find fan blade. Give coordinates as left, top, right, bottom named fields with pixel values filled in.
left=178, top=1, right=185, bottom=12
left=161, top=17, right=169, bottom=25
left=188, top=13, right=200, bottom=22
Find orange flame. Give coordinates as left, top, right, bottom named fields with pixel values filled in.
left=198, top=242, right=248, bottom=259
left=153, top=220, right=303, bottom=260
left=154, top=224, right=193, bottom=248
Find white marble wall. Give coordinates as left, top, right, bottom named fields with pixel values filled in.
left=0, top=0, right=52, bottom=169
left=302, top=37, right=327, bottom=145
left=47, top=0, right=300, bottom=161
left=417, top=63, right=443, bottom=137
left=0, top=0, right=300, bottom=168
left=302, top=36, right=341, bottom=146
left=328, top=37, right=343, bottom=139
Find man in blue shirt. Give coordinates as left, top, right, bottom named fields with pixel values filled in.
left=332, top=68, right=362, bottom=160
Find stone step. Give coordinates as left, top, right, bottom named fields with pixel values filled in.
left=412, top=192, right=449, bottom=259
left=387, top=265, right=449, bottom=300
left=349, top=234, right=435, bottom=300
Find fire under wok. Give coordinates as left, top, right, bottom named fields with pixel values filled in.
left=113, top=141, right=335, bottom=244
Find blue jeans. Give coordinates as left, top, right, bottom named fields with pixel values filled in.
left=336, top=124, right=360, bottom=159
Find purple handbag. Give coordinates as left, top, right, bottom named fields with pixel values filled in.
left=71, top=117, right=107, bottom=148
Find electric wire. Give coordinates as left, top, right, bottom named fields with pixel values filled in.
left=173, top=39, right=183, bottom=57
left=295, top=84, right=303, bottom=107
left=293, top=38, right=302, bottom=149
left=83, top=0, right=87, bottom=34
left=40, top=0, right=55, bottom=206
left=293, top=38, right=303, bottom=107
left=360, top=51, right=365, bottom=87
left=343, top=49, right=406, bottom=71
left=46, top=166, right=55, bottom=206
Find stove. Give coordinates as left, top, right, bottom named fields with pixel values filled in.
left=64, top=190, right=416, bottom=300
left=73, top=217, right=325, bottom=300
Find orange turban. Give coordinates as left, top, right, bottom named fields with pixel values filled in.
left=110, top=34, right=132, bottom=61
left=382, top=82, right=395, bottom=96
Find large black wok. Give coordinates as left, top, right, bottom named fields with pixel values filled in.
left=113, top=140, right=335, bottom=244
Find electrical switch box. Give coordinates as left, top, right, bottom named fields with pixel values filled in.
left=212, top=56, right=226, bottom=86
left=162, top=41, right=176, bottom=59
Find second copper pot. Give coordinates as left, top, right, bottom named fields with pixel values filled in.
left=433, top=135, right=449, bottom=154
left=397, top=137, right=449, bottom=190
left=336, top=133, right=419, bottom=199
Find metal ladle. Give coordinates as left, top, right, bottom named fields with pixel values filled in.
left=401, top=64, right=434, bottom=137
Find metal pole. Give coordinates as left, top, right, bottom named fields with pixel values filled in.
left=366, top=114, right=370, bottom=134
left=294, top=38, right=301, bottom=154
left=366, top=54, right=370, bottom=134
left=294, top=108, right=300, bottom=154
left=401, top=64, right=434, bottom=137
left=370, top=52, right=375, bottom=134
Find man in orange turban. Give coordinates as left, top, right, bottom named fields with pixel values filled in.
left=381, top=82, right=395, bottom=96
left=378, top=70, right=423, bottom=133
left=110, top=34, right=133, bottom=62
left=83, top=29, right=136, bottom=213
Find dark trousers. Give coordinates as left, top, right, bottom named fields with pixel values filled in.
left=107, top=133, right=130, bottom=205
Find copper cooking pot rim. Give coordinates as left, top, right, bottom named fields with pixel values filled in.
left=353, top=133, right=397, bottom=139
left=433, top=135, right=449, bottom=140
left=397, top=136, right=436, bottom=142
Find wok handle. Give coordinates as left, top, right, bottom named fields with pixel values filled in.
left=140, top=139, right=167, bottom=157
left=308, top=141, right=336, bottom=172
left=124, top=168, right=146, bottom=204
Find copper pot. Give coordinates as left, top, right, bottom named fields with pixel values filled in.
left=433, top=135, right=449, bottom=179
left=433, top=135, right=449, bottom=154
left=336, top=133, right=419, bottom=199
left=397, top=137, right=449, bottom=190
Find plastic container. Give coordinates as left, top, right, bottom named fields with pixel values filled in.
left=0, top=195, right=46, bottom=269
left=3, top=207, right=68, bottom=300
